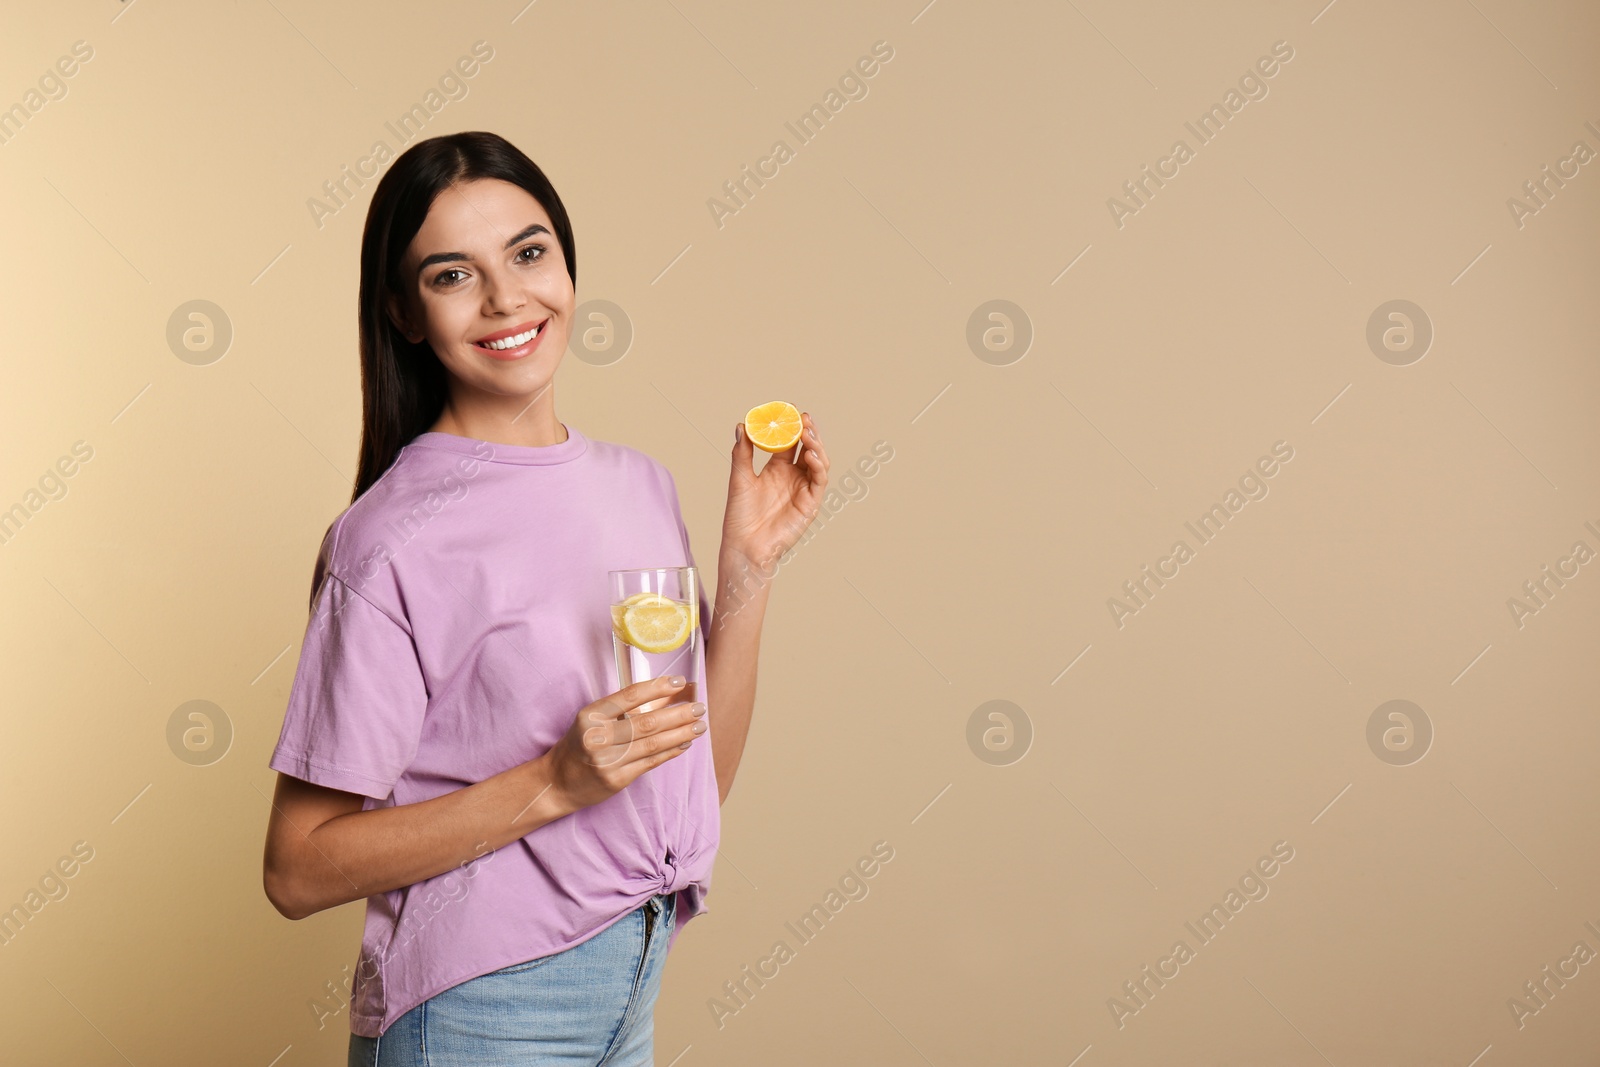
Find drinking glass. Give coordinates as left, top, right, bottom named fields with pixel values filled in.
left=608, top=566, right=700, bottom=717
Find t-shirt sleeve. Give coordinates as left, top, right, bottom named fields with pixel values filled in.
left=268, top=572, right=430, bottom=801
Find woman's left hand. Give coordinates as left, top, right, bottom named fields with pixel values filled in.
left=721, top=411, right=829, bottom=569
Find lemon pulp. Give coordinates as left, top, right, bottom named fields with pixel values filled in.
left=743, top=400, right=803, bottom=453
left=614, top=593, right=693, bottom=653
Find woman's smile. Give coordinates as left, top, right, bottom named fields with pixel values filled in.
left=471, top=316, right=549, bottom=359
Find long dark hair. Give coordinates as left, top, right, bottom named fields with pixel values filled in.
left=351, top=131, right=577, bottom=502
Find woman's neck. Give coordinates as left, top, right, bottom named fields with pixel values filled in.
left=428, top=406, right=568, bottom=448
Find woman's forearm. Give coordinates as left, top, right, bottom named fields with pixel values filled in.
left=274, top=754, right=575, bottom=921
left=279, top=542, right=775, bottom=918
left=705, top=544, right=775, bottom=805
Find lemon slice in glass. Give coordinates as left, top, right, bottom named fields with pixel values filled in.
left=612, top=590, right=698, bottom=638
left=619, top=594, right=692, bottom=653
left=612, top=591, right=655, bottom=634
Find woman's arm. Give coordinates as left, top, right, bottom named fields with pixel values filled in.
left=704, top=544, right=774, bottom=806
left=704, top=411, right=829, bottom=806
left=263, top=756, right=571, bottom=921
left=264, top=672, right=701, bottom=920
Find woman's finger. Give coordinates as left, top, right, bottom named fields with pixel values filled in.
left=803, top=428, right=828, bottom=479
left=615, top=702, right=706, bottom=763
left=732, top=422, right=756, bottom=477
left=806, top=425, right=832, bottom=467
left=785, top=412, right=817, bottom=465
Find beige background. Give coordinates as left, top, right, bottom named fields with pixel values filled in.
left=2, top=0, right=1597, bottom=1062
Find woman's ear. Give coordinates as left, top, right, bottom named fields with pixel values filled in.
left=385, top=291, right=423, bottom=344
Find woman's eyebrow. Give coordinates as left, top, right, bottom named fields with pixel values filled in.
left=417, top=223, right=552, bottom=274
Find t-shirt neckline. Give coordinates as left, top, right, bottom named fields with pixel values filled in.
left=408, top=423, right=589, bottom=466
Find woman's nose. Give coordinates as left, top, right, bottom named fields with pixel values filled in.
left=480, top=270, right=526, bottom=315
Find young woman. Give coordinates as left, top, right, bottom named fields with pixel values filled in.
left=261, top=131, right=828, bottom=1066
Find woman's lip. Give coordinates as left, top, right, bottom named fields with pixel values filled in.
left=472, top=321, right=547, bottom=360
left=473, top=317, right=546, bottom=345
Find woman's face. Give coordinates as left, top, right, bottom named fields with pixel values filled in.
left=387, top=177, right=573, bottom=413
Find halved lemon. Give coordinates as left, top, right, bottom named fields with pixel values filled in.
left=744, top=401, right=803, bottom=453
left=617, top=594, right=693, bottom=653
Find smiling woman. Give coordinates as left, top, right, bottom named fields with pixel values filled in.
left=262, top=131, right=829, bottom=1065
left=383, top=198, right=568, bottom=406
left=359, top=138, right=582, bottom=484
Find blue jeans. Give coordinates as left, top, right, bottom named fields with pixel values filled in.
left=349, top=891, right=677, bottom=1066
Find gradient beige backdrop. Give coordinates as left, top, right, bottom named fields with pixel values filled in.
left=3, top=0, right=1597, bottom=1063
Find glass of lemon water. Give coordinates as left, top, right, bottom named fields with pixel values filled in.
left=608, top=566, right=700, bottom=717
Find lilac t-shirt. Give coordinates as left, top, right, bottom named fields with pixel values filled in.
left=268, top=423, right=719, bottom=1038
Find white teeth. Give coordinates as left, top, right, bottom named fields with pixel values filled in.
left=479, top=323, right=542, bottom=350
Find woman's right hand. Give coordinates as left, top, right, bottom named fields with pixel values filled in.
left=543, top=676, right=708, bottom=813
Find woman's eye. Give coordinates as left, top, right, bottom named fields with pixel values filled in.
left=433, top=245, right=542, bottom=288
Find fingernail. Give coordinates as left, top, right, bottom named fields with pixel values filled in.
left=692, top=703, right=707, bottom=716
left=669, top=675, right=685, bottom=687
